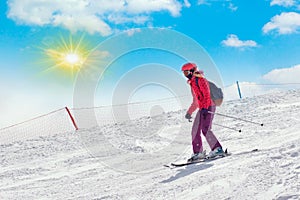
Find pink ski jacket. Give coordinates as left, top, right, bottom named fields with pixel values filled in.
left=187, top=75, right=213, bottom=115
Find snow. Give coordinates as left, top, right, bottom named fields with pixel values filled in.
left=1, top=89, right=300, bottom=199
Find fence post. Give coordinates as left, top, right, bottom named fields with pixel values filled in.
left=65, top=107, right=79, bottom=131
left=236, top=81, right=242, bottom=99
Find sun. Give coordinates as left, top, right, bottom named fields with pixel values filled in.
left=39, top=33, right=95, bottom=78
left=65, top=53, right=80, bottom=65
left=45, top=49, right=84, bottom=70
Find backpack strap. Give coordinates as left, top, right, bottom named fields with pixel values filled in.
left=194, top=77, right=205, bottom=99
left=195, top=76, right=204, bottom=89
left=193, top=72, right=204, bottom=88
left=195, top=77, right=199, bottom=88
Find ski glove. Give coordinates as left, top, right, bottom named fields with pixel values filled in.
left=185, top=113, right=192, bottom=120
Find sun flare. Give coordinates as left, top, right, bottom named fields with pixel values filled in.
left=39, top=33, right=95, bottom=78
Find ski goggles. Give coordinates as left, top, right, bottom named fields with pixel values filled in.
left=183, top=70, right=192, bottom=76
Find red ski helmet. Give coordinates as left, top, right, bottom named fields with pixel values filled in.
left=181, top=63, right=197, bottom=71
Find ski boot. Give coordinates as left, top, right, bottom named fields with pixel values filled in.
left=207, top=147, right=225, bottom=159
left=187, top=150, right=206, bottom=162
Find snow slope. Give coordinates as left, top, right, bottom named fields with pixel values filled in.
left=1, top=90, right=300, bottom=199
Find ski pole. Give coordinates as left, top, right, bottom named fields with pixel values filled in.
left=186, top=115, right=241, bottom=132
left=214, top=123, right=242, bottom=132
left=209, top=111, right=264, bottom=126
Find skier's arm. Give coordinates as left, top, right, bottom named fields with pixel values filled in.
left=187, top=89, right=198, bottom=115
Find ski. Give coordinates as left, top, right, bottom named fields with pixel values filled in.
left=168, top=149, right=230, bottom=168
left=164, top=148, right=258, bottom=168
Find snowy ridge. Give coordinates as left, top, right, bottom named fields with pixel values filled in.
left=1, top=90, right=300, bottom=199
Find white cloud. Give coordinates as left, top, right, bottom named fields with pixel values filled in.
left=263, top=12, right=300, bottom=34
left=183, top=0, right=191, bottom=8
left=125, top=0, right=182, bottom=16
left=197, top=0, right=237, bottom=11
left=125, top=28, right=142, bottom=36
left=53, top=14, right=112, bottom=35
left=197, top=0, right=210, bottom=6
left=228, top=3, right=238, bottom=11
left=221, top=34, right=258, bottom=48
left=262, top=64, right=300, bottom=83
left=7, top=0, right=184, bottom=36
left=107, top=14, right=149, bottom=25
left=270, top=0, right=296, bottom=7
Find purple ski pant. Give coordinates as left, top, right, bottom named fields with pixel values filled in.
left=191, top=106, right=222, bottom=154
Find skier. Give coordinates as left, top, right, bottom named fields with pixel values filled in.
left=181, top=62, right=224, bottom=162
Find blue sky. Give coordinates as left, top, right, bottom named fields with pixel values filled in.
left=1, top=0, right=300, bottom=128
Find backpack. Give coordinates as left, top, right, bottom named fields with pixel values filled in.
left=195, top=77, right=224, bottom=106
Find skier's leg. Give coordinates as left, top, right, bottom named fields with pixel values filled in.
left=191, top=110, right=203, bottom=153
left=201, top=106, right=222, bottom=150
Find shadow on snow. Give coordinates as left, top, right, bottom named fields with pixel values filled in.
left=160, top=163, right=213, bottom=183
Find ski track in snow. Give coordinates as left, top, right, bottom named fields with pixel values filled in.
left=1, top=90, right=300, bottom=199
